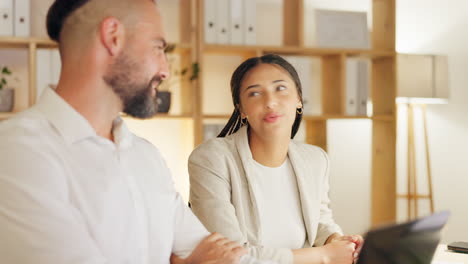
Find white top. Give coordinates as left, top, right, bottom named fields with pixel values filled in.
left=0, top=88, right=208, bottom=264
left=252, top=158, right=306, bottom=249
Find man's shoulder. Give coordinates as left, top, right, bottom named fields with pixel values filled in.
left=0, top=110, right=61, bottom=161
left=0, top=111, right=67, bottom=185
left=0, top=110, right=50, bottom=144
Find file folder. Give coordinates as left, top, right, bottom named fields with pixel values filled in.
left=0, top=0, right=13, bottom=36
left=203, top=0, right=216, bottom=44
left=13, top=0, right=29, bottom=37
left=243, top=0, right=256, bottom=45
left=229, top=0, right=243, bottom=45
left=215, top=0, right=229, bottom=44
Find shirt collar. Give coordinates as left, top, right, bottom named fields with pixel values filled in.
left=35, top=88, right=133, bottom=148
left=112, top=116, right=134, bottom=149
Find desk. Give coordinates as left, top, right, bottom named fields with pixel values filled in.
left=432, top=245, right=468, bottom=263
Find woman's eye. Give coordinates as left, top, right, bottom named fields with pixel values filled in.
left=248, top=91, right=260, bottom=97
left=277, top=85, right=287, bottom=91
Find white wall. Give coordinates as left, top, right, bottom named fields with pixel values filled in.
left=396, top=0, right=468, bottom=243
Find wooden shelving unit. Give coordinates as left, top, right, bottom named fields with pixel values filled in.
left=0, top=0, right=396, bottom=225
left=194, top=0, right=397, bottom=226
left=0, top=112, right=16, bottom=120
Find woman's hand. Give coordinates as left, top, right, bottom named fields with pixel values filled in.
left=326, top=234, right=364, bottom=262
left=293, top=240, right=355, bottom=264
left=319, top=239, right=356, bottom=264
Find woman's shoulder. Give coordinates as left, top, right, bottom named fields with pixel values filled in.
left=190, top=135, right=237, bottom=161
left=290, top=140, right=329, bottom=161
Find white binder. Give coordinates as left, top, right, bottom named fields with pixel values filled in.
left=30, top=0, right=53, bottom=38
left=36, top=49, right=52, bottom=101
left=13, top=0, right=29, bottom=37
left=345, top=58, right=359, bottom=116
left=243, top=0, right=256, bottom=45
left=51, top=49, right=61, bottom=84
left=356, top=60, right=369, bottom=116
left=0, top=0, right=13, bottom=36
left=36, top=49, right=61, bottom=101
left=229, top=0, right=243, bottom=45
left=285, top=56, right=321, bottom=116
left=203, top=0, right=216, bottom=44
left=345, top=58, right=369, bottom=116
left=215, top=0, right=229, bottom=44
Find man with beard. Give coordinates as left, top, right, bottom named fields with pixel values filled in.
left=0, top=1, right=271, bottom=264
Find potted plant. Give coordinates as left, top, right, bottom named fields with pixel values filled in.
left=0, top=66, right=15, bottom=112
left=157, top=44, right=199, bottom=113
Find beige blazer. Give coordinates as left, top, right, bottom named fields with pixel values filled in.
left=188, top=126, right=343, bottom=263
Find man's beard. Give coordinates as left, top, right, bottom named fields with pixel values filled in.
left=103, top=51, right=162, bottom=119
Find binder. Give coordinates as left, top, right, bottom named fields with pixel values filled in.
left=0, top=0, right=13, bottom=36
left=30, top=0, right=53, bottom=38
left=36, top=49, right=60, bottom=101
left=229, top=0, right=243, bottom=45
left=50, top=49, right=61, bottom=85
left=356, top=60, right=369, bottom=116
left=203, top=0, right=216, bottom=44
left=13, top=0, right=29, bottom=37
left=345, top=58, right=359, bottom=116
left=309, top=57, right=322, bottom=115
left=243, top=0, right=256, bottom=45
left=346, top=58, right=369, bottom=116
left=285, top=56, right=321, bottom=116
left=36, top=49, right=52, bottom=101
left=215, top=0, right=229, bottom=44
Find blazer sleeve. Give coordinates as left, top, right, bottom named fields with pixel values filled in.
left=313, top=148, right=344, bottom=246
left=188, top=142, right=293, bottom=264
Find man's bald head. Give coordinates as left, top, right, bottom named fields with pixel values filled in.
left=46, top=0, right=156, bottom=48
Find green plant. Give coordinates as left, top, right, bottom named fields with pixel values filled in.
left=159, top=44, right=199, bottom=91
left=0, top=66, right=12, bottom=91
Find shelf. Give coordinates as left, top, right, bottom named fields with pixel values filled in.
left=203, top=44, right=396, bottom=59
left=0, top=36, right=57, bottom=49
left=172, top=43, right=192, bottom=53
left=0, top=112, right=16, bottom=120
left=121, top=113, right=193, bottom=120
left=203, top=115, right=231, bottom=119
left=202, top=114, right=394, bottom=121
left=304, top=115, right=371, bottom=120
left=0, top=37, right=191, bottom=52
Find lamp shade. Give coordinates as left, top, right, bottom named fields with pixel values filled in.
left=397, top=54, right=449, bottom=103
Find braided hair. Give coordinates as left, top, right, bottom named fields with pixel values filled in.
left=218, top=54, right=304, bottom=139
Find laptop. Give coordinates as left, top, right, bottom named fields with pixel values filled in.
left=357, top=211, right=450, bottom=264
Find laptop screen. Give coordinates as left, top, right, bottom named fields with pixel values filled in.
left=357, top=211, right=450, bottom=264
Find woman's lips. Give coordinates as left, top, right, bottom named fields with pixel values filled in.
left=263, top=113, right=282, bottom=123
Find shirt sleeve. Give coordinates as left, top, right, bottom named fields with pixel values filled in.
left=171, top=192, right=210, bottom=259
left=171, top=193, right=282, bottom=264
left=0, top=140, right=108, bottom=264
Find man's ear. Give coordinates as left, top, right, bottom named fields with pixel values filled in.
left=100, top=17, right=125, bottom=57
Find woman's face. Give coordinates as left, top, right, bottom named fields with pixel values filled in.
left=239, top=63, right=302, bottom=138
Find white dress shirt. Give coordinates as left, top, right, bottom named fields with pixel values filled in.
left=0, top=88, right=208, bottom=264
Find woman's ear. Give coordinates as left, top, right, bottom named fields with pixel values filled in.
left=236, top=104, right=245, bottom=119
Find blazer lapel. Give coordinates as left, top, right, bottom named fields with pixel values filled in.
left=288, top=141, right=316, bottom=247
left=233, top=126, right=263, bottom=242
